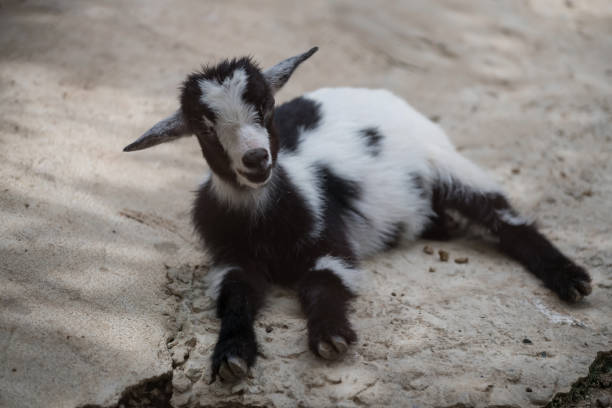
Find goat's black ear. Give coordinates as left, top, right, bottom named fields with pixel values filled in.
left=263, top=47, right=318, bottom=95
left=123, top=110, right=190, bottom=152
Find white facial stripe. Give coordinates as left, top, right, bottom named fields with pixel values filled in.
left=198, top=68, right=256, bottom=125
left=198, top=68, right=271, bottom=187
left=239, top=125, right=270, bottom=151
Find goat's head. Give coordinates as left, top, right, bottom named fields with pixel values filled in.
left=124, top=47, right=318, bottom=189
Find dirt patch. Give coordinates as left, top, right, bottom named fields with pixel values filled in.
left=79, top=373, right=173, bottom=408
left=546, top=351, right=612, bottom=408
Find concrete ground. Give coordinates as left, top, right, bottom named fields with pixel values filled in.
left=0, top=1, right=611, bottom=407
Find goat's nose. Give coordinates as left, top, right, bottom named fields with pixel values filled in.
left=242, top=148, right=269, bottom=169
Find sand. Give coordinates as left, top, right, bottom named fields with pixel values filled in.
left=1, top=1, right=611, bottom=407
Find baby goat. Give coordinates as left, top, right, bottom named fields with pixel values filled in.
left=124, top=47, right=592, bottom=382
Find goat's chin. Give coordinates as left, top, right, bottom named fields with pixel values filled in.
left=237, top=169, right=272, bottom=189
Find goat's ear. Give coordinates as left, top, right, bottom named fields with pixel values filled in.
left=263, top=47, right=318, bottom=95
left=123, top=110, right=190, bottom=152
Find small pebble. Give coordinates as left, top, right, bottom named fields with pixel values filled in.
left=526, top=387, right=533, bottom=393
left=391, top=292, right=396, bottom=297
left=523, top=338, right=533, bottom=344
left=454, top=257, right=469, bottom=264
left=423, top=245, right=434, bottom=255
left=511, top=168, right=520, bottom=174
left=265, top=326, right=273, bottom=333
left=428, top=267, right=436, bottom=272
left=438, top=250, right=449, bottom=262
left=12, top=368, right=16, bottom=372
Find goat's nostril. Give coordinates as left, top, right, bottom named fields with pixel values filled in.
left=242, top=148, right=269, bottom=169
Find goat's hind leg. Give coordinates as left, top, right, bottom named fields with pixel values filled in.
left=298, top=255, right=358, bottom=360
left=433, top=155, right=592, bottom=302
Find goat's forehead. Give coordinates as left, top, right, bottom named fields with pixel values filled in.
left=199, top=68, right=245, bottom=104
left=197, top=67, right=268, bottom=123
left=196, top=68, right=250, bottom=123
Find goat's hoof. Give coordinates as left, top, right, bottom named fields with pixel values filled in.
left=317, top=335, right=349, bottom=360
left=218, top=356, right=248, bottom=382
left=565, top=278, right=592, bottom=303
left=552, top=263, right=592, bottom=303
left=210, top=333, right=257, bottom=384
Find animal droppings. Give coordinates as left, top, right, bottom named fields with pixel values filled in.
left=438, top=250, right=449, bottom=262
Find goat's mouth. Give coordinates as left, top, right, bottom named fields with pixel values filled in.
left=237, top=165, right=272, bottom=186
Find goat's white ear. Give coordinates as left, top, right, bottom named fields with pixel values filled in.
left=123, top=110, right=190, bottom=152
left=263, top=47, right=318, bottom=95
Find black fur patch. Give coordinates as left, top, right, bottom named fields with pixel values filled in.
left=317, top=165, right=364, bottom=222
left=497, top=223, right=591, bottom=302
left=410, top=173, right=429, bottom=199
left=273, top=96, right=322, bottom=152
left=383, top=222, right=405, bottom=249
left=359, top=127, right=383, bottom=156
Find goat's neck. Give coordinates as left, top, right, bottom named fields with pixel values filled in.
left=209, top=172, right=276, bottom=214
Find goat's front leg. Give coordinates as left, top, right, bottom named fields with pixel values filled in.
left=210, top=267, right=267, bottom=383
left=298, top=255, right=358, bottom=360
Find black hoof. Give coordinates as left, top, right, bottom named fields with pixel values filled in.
left=317, top=335, right=350, bottom=360
left=308, top=320, right=357, bottom=361
left=210, top=334, right=257, bottom=383
left=217, top=356, right=248, bottom=382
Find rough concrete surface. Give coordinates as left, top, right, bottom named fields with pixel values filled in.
left=0, top=1, right=611, bottom=407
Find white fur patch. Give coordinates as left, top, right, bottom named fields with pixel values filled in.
left=198, top=68, right=271, bottom=187
left=314, top=255, right=363, bottom=294
left=496, top=208, right=532, bottom=226
left=204, top=264, right=237, bottom=301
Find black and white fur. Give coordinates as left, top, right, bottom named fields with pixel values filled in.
left=124, top=47, right=592, bottom=383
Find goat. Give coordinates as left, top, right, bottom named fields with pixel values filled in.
left=124, top=47, right=592, bottom=383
